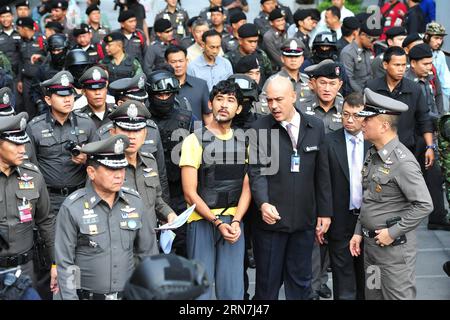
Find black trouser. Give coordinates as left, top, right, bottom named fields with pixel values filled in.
left=22, top=77, right=37, bottom=119
left=414, top=137, right=447, bottom=223
left=328, top=238, right=365, bottom=300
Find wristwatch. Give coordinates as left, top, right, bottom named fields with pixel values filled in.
left=426, top=144, right=437, bottom=151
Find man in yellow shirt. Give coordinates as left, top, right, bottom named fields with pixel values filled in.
left=180, top=79, right=251, bottom=300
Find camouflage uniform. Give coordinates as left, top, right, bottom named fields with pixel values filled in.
left=438, top=114, right=450, bottom=203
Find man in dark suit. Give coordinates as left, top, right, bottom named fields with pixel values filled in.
left=324, top=92, right=367, bottom=300
left=249, top=75, right=333, bottom=300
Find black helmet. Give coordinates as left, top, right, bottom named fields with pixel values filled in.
left=312, top=31, right=337, bottom=48
left=146, top=70, right=180, bottom=95
left=123, top=254, right=209, bottom=300
left=47, top=33, right=68, bottom=51
left=65, top=49, right=93, bottom=88
left=228, top=74, right=259, bottom=102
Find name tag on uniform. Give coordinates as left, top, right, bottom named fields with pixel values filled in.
left=18, top=200, right=33, bottom=223
left=89, top=224, right=98, bottom=235
left=291, top=153, right=300, bottom=172
left=88, top=52, right=98, bottom=56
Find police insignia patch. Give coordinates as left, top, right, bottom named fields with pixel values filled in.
left=20, top=118, right=27, bottom=130
left=92, top=69, right=101, bottom=81
left=3, top=92, right=9, bottom=104
left=138, top=75, right=145, bottom=89
left=114, top=138, right=124, bottom=154
left=61, top=74, right=70, bottom=87
left=127, top=104, right=138, bottom=119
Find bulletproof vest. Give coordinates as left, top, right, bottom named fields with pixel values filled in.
left=105, top=55, right=135, bottom=83
left=0, top=270, right=33, bottom=300
left=194, top=127, right=247, bottom=210
left=152, top=106, right=192, bottom=191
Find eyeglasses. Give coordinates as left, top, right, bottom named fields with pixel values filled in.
left=342, top=112, right=361, bottom=120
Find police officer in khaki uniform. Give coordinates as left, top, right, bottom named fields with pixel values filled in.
left=99, top=73, right=170, bottom=204
left=85, top=4, right=110, bottom=45
left=101, top=32, right=143, bottom=84
left=108, top=100, right=177, bottom=254
left=26, top=71, right=99, bottom=219
left=155, top=0, right=189, bottom=42
left=0, top=88, right=36, bottom=164
left=16, top=17, right=46, bottom=118
left=350, top=88, right=433, bottom=300
left=302, top=59, right=345, bottom=134
left=222, top=12, right=246, bottom=53
left=0, top=112, right=54, bottom=288
left=71, top=24, right=103, bottom=64
left=275, top=38, right=312, bottom=104
left=263, top=7, right=288, bottom=71
left=76, top=66, right=115, bottom=129
left=144, top=18, right=175, bottom=74
left=0, top=5, right=21, bottom=77
left=55, top=134, right=156, bottom=300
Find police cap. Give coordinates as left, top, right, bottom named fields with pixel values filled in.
left=281, top=38, right=304, bottom=56
left=154, top=18, right=172, bottom=33
left=0, top=88, right=14, bottom=116
left=81, top=134, right=130, bottom=169
left=15, top=1, right=30, bottom=8
left=104, top=32, right=126, bottom=44
left=0, top=6, right=12, bottom=15
left=385, top=26, right=407, bottom=39
left=51, top=0, right=68, bottom=10
left=294, top=9, right=312, bottom=25
left=41, top=70, right=74, bottom=96
left=86, top=4, right=100, bottom=16
left=342, top=16, right=360, bottom=31
left=16, top=17, right=34, bottom=29
left=109, top=73, right=148, bottom=101
left=358, top=88, right=408, bottom=117
left=360, top=18, right=382, bottom=37
left=269, top=8, right=285, bottom=21
left=108, top=100, right=151, bottom=131
left=238, top=23, right=259, bottom=38
left=73, top=23, right=91, bottom=37
left=230, top=12, right=246, bottom=25
left=79, top=66, right=108, bottom=90
left=304, top=59, right=341, bottom=79
left=45, top=21, right=64, bottom=33
left=402, top=33, right=422, bottom=48
left=235, top=54, right=259, bottom=74
left=0, top=112, right=29, bottom=145
left=118, top=10, right=136, bottom=23
left=209, top=6, right=224, bottom=14
left=124, top=254, right=209, bottom=300
left=408, top=43, right=433, bottom=61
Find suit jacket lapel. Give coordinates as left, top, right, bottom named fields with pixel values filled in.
left=333, top=129, right=350, bottom=182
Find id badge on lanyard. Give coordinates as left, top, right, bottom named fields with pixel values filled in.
left=291, top=150, right=300, bottom=173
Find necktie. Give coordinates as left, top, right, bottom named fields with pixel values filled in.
left=350, top=136, right=362, bottom=209
left=286, top=123, right=297, bottom=151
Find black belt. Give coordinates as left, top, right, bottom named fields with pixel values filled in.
left=48, top=185, right=82, bottom=196
left=77, top=289, right=124, bottom=300
left=349, top=208, right=360, bottom=215
left=0, top=248, right=34, bottom=268
left=361, top=227, right=377, bottom=238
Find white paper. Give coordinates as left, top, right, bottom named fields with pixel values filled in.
left=160, top=230, right=176, bottom=254
left=154, top=204, right=196, bottom=231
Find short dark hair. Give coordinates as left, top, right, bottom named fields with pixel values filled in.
left=86, top=159, right=100, bottom=169
left=344, top=92, right=364, bottom=107
left=383, top=46, right=406, bottom=63
left=342, top=26, right=354, bottom=37
left=202, top=29, right=221, bottom=43
left=209, top=79, right=244, bottom=106
left=164, top=44, right=187, bottom=60
left=326, top=6, right=341, bottom=20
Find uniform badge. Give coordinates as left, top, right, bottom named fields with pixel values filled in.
left=120, top=221, right=127, bottom=228
left=138, top=75, right=145, bottom=89
left=18, top=181, right=35, bottom=190
left=61, top=74, right=70, bottom=87
left=335, top=66, right=340, bottom=76
left=3, top=92, right=9, bottom=104
left=20, top=118, right=27, bottom=131
left=143, top=168, right=153, bottom=173
left=375, top=184, right=382, bottom=193
left=289, top=40, right=297, bottom=50
left=89, top=224, right=98, bottom=235
left=92, top=69, right=101, bottom=81
left=127, top=104, right=138, bottom=119
left=378, top=167, right=390, bottom=175
left=127, top=220, right=137, bottom=229
left=114, top=139, right=124, bottom=154
left=121, top=205, right=136, bottom=213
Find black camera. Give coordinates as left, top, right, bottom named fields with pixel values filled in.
left=64, top=140, right=81, bottom=157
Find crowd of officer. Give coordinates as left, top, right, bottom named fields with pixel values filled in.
left=0, top=0, right=449, bottom=301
